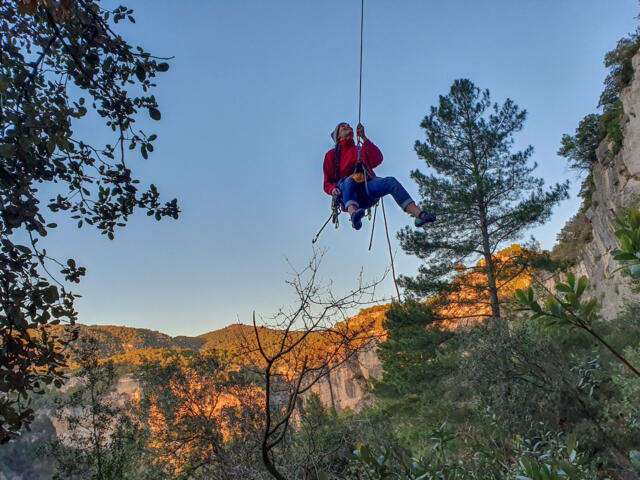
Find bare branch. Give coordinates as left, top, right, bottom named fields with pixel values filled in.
left=251, top=252, right=385, bottom=479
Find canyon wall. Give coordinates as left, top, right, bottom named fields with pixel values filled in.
left=570, top=51, right=640, bottom=318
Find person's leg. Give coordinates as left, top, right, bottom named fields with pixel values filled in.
left=404, top=202, right=421, bottom=218
left=338, top=177, right=366, bottom=229
left=356, top=181, right=377, bottom=211
left=366, top=176, right=415, bottom=213
left=337, top=177, right=359, bottom=214
left=366, top=176, right=436, bottom=226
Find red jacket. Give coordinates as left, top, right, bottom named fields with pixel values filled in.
left=323, top=138, right=383, bottom=196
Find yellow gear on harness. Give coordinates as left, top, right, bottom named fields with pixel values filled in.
left=349, top=172, right=366, bottom=183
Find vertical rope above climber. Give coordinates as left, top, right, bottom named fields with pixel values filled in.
left=356, top=0, right=401, bottom=303
left=358, top=0, right=364, bottom=127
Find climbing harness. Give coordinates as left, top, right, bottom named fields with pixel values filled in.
left=311, top=0, right=401, bottom=302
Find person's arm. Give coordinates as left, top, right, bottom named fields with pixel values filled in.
left=323, top=150, right=339, bottom=196
left=363, top=139, right=383, bottom=169
left=357, top=124, right=383, bottom=169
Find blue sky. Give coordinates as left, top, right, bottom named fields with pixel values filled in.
left=42, top=0, right=638, bottom=336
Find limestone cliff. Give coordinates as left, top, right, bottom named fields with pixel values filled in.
left=303, top=344, right=382, bottom=412
left=301, top=306, right=386, bottom=412
left=569, top=51, right=640, bottom=318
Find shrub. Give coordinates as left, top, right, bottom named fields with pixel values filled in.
left=550, top=211, right=593, bottom=265
left=558, top=114, right=604, bottom=172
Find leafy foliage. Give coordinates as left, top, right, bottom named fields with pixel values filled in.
left=612, top=207, right=640, bottom=283
left=374, top=301, right=453, bottom=397
left=461, top=319, right=585, bottom=434
left=367, top=205, right=640, bottom=479
left=351, top=430, right=595, bottom=480
left=287, top=395, right=372, bottom=479
left=550, top=211, right=593, bottom=266
left=517, top=273, right=640, bottom=378
left=373, top=304, right=473, bottom=450
left=0, top=0, right=177, bottom=440
left=516, top=274, right=597, bottom=329
left=53, top=324, right=206, bottom=365
left=0, top=414, right=57, bottom=478
left=136, top=351, right=265, bottom=478
left=364, top=300, right=640, bottom=479
left=44, top=337, right=156, bottom=479
left=558, top=114, right=603, bottom=172
left=600, top=34, right=640, bottom=110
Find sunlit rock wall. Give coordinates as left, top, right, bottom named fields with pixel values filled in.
left=302, top=343, right=382, bottom=412
left=571, top=51, right=640, bottom=318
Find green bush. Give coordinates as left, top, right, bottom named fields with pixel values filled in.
left=550, top=211, right=593, bottom=266
left=558, top=114, right=604, bottom=172
left=350, top=428, right=596, bottom=480
left=600, top=99, right=625, bottom=154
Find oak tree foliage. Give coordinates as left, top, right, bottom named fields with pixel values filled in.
left=0, top=0, right=178, bottom=441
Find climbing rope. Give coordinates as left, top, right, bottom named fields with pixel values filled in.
left=312, top=196, right=340, bottom=244
left=368, top=203, right=377, bottom=250
left=381, top=199, right=401, bottom=302
left=358, top=0, right=364, bottom=127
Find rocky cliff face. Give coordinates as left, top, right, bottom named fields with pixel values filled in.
left=570, top=51, right=640, bottom=318
left=303, top=344, right=382, bottom=412
left=300, top=307, right=388, bottom=412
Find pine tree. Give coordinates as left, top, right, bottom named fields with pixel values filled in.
left=374, top=302, right=454, bottom=397
left=399, top=79, right=568, bottom=318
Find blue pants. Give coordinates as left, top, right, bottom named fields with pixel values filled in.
left=337, top=176, right=414, bottom=211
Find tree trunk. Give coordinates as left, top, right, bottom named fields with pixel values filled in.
left=479, top=208, right=500, bottom=318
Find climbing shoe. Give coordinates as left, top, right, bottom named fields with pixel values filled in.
left=415, top=211, right=436, bottom=227
left=351, top=208, right=366, bottom=230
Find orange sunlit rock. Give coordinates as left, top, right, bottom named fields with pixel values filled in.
left=434, top=244, right=533, bottom=329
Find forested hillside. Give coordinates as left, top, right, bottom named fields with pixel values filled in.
left=50, top=324, right=206, bottom=360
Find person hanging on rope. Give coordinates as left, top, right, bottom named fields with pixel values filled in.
left=323, top=122, right=436, bottom=230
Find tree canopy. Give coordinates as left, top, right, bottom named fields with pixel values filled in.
left=0, top=0, right=177, bottom=441
left=399, top=79, right=568, bottom=318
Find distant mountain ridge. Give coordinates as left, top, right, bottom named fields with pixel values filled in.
left=62, top=305, right=390, bottom=363
left=51, top=324, right=206, bottom=360
left=56, top=323, right=312, bottom=361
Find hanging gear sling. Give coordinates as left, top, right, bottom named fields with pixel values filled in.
left=311, top=0, right=401, bottom=302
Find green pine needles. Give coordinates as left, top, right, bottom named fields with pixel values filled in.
left=399, top=79, right=569, bottom=318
